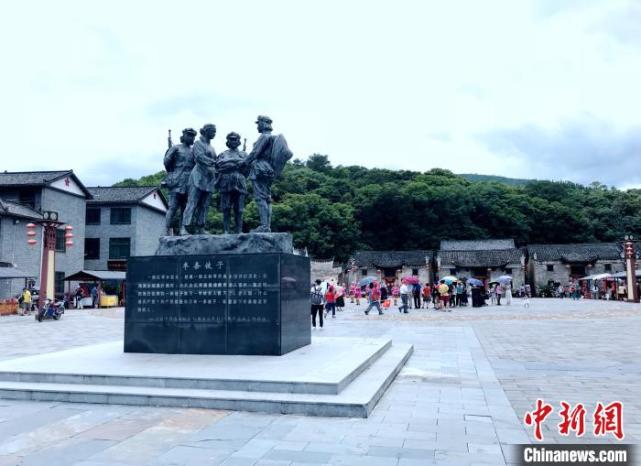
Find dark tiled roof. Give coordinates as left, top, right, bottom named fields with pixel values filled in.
left=87, top=186, right=159, bottom=204
left=438, top=249, right=524, bottom=268
left=440, top=239, right=515, bottom=251
left=351, top=250, right=433, bottom=268
left=527, top=243, right=621, bottom=262
left=0, top=197, right=42, bottom=220
left=0, top=170, right=71, bottom=186
left=0, top=170, right=92, bottom=198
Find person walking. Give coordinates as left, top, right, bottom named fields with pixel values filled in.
left=325, top=285, right=337, bottom=318
left=90, top=285, right=98, bottom=308
left=412, top=282, right=421, bottom=309
left=354, top=285, right=362, bottom=305
left=456, top=281, right=465, bottom=306
left=310, top=279, right=325, bottom=329
left=495, top=283, right=503, bottom=305
left=335, top=283, right=346, bottom=311
left=398, top=281, right=411, bottom=313
left=380, top=283, right=389, bottom=305
left=421, top=283, right=431, bottom=308
left=364, top=283, right=384, bottom=315
left=437, top=280, right=450, bottom=311
left=392, top=283, right=400, bottom=306
left=20, top=287, right=31, bottom=316
left=504, top=282, right=512, bottom=305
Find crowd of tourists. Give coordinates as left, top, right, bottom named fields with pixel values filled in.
left=310, top=276, right=529, bottom=326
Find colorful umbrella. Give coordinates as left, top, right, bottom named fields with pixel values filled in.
left=359, top=276, right=378, bottom=287
left=440, top=275, right=457, bottom=285
left=468, top=278, right=483, bottom=287
left=498, top=275, right=512, bottom=284
left=402, top=276, right=419, bottom=285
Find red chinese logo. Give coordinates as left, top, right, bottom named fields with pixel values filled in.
left=593, top=401, right=624, bottom=440
left=524, top=399, right=554, bottom=441
left=64, top=177, right=70, bottom=187
left=558, top=401, right=586, bottom=437
left=525, top=400, right=624, bottom=441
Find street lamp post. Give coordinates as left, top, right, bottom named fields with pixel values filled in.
left=623, top=235, right=638, bottom=303
left=26, top=211, right=74, bottom=309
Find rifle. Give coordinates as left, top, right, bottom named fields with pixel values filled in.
left=161, top=129, right=174, bottom=188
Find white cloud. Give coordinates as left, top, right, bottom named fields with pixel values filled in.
left=1, top=0, right=639, bottom=187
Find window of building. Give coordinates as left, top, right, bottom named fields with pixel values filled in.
left=361, top=268, right=368, bottom=276
left=109, top=237, right=131, bottom=259
left=110, top=207, right=131, bottom=225
left=412, top=268, right=419, bottom=276
left=55, top=229, right=66, bottom=252
left=604, top=264, right=612, bottom=272
left=504, top=268, right=512, bottom=275
left=86, top=207, right=101, bottom=225
left=547, top=264, right=554, bottom=272
left=55, top=271, right=65, bottom=295
left=570, top=265, right=585, bottom=277
left=84, top=238, right=100, bottom=260
left=450, top=269, right=457, bottom=276
left=18, top=190, right=35, bottom=208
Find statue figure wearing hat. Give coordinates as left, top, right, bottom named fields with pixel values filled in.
left=244, top=115, right=293, bottom=232
left=215, top=132, right=248, bottom=234
left=182, top=123, right=217, bottom=235
left=163, top=128, right=196, bottom=236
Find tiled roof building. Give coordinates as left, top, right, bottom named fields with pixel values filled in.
left=436, top=239, right=526, bottom=287
left=527, top=243, right=624, bottom=288
left=348, top=250, right=434, bottom=285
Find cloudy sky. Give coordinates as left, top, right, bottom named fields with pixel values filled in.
left=1, top=0, right=640, bottom=187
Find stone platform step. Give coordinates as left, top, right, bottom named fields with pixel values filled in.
left=0, top=337, right=391, bottom=395
left=0, top=344, right=413, bottom=418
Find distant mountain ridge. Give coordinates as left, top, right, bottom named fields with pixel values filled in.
left=459, top=173, right=533, bottom=186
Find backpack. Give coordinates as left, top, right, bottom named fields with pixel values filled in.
left=311, top=285, right=324, bottom=305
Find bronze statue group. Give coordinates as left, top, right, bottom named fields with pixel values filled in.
left=163, top=115, right=292, bottom=236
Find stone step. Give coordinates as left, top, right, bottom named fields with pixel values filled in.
left=0, top=337, right=391, bottom=395
left=0, top=344, right=413, bottom=418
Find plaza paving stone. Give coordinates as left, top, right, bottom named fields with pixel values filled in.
left=0, top=297, right=638, bottom=465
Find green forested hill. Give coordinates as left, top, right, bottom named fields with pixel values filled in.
left=459, top=174, right=532, bottom=186
left=115, top=154, right=641, bottom=261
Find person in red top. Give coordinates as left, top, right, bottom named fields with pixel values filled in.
left=421, top=284, right=431, bottom=309
left=325, top=285, right=337, bottom=318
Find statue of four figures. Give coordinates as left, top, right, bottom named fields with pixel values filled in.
left=163, top=115, right=292, bottom=236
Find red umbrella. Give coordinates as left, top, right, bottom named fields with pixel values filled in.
left=402, top=276, right=419, bottom=285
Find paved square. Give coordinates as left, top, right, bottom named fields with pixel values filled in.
left=0, top=298, right=638, bottom=465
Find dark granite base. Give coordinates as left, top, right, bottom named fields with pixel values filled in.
left=124, top=252, right=310, bottom=356
left=156, top=232, right=293, bottom=256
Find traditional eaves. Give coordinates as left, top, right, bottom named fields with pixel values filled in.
left=0, top=170, right=92, bottom=197
left=527, top=243, right=621, bottom=262
left=87, top=186, right=165, bottom=205
left=438, top=249, right=524, bottom=268
left=351, top=250, right=433, bottom=268
left=0, top=197, right=43, bottom=220
left=440, top=239, right=515, bottom=251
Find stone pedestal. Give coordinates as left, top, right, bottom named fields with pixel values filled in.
left=156, top=232, right=293, bottom=255
left=125, top=233, right=310, bottom=356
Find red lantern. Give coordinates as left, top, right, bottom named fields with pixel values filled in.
left=26, top=223, right=37, bottom=246
left=64, top=225, right=74, bottom=247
